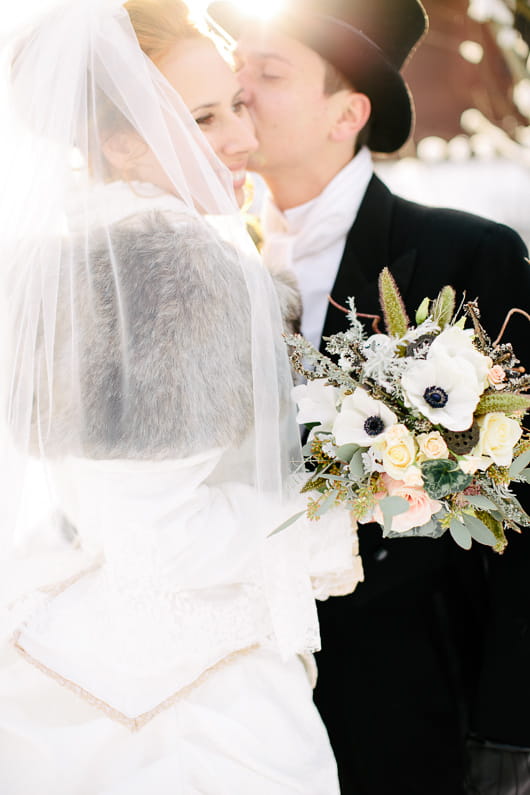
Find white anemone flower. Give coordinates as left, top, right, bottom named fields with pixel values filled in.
left=429, top=326, right=490, bottom=389
left=332, top=387, right=397, bottom=447
left=401, top=350, right=483, bottom=431
left=292, top=379, right=339, bottom=432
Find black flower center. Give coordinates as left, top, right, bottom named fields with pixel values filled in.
left=363, top=415, right=385, bottom=436
left=423, top=386, right=449, bottom=409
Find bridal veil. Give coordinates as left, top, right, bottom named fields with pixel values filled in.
left=0, top=0, right=336, bottom=725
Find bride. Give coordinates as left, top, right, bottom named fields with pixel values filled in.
left=0, top=1, right=362, bottom=793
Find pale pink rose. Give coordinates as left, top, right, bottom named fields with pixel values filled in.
left=369, top=474, right=443, bottom=534
left=487, top=365, right=506, bottom=390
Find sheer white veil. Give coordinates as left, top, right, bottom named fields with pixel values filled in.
left=0, top=0, right=300, bottom=495
left=0, top=0, right=308, bottom=673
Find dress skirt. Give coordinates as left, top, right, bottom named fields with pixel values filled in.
left=0, top=644, right=339, bottom=795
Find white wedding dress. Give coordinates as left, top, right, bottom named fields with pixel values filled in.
left=0, top=4, right=363, bottom=788
left=0, top=178, right=364, bottom=793
left=0, top=448, right=362, bottom=795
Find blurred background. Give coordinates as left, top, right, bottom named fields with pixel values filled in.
left=2, top=0, right=529, bottom=244
left=376, top=0, right=530, bottom=247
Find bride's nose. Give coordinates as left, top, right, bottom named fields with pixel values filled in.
left=222, top=115, right=258, bottom=156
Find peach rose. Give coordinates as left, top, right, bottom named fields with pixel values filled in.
left=487, top=365, right=506, bottom=390
left=368, top=474, right=443, bottom=534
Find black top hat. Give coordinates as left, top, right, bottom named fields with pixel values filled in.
left=208, top=0, right=428, bottom=153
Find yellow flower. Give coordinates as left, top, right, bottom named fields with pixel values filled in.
left=417, top=431, right=449, bottom=461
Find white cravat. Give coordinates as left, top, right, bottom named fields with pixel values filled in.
left=262, top=148, right=373, bottom=349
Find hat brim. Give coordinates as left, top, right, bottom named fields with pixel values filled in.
left=208, top=2, right=416, bottom=153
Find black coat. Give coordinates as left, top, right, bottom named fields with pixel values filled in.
left=313, top=176, right=530, bottom=795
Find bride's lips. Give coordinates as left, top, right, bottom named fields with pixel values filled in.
left=230, top=168, right=247, bottom=190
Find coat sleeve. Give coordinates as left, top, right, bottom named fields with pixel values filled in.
left=466, top=224, right=530, bottom=747
left=466, top=221, right=530, bottom=371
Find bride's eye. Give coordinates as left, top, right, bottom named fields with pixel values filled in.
left=195, top=113, right=215, bottom=127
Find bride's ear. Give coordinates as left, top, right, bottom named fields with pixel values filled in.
left=329, top=92, right=371, bottom=144
left=101, top=131, right=148, bottom=174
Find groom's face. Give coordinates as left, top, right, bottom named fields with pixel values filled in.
left=234, top=29, right=338, bottom=177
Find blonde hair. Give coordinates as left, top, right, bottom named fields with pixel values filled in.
left=124, top=0, right=204, bottom=63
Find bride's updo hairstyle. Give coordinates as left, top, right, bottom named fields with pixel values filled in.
left=124, top=0, right=205, bottom=63
left=95, top=1, right=207, bottom=181
left=89, top=0, right=212, bottom=181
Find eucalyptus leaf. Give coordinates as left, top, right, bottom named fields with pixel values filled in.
left=349, top=448, right=366, bottom=480
left=421, top=459, right=473, bottom=500
left=449, top=519, right=472, bottom=550
left=268, top=510, right=306, bottom=538
left=509, top=448, right=530, bottom=478
left=384, top=516, right=446, bottom=540
left=301, top=440, right=314, bottom=456
left=320, top=474, right=353, bottom=484
left=335, top=443, right=360, bottom=464
left=317, top=490, right=340, bottom=517
left=378, top=496, right=410, bottom=533
left=474, top=510, right=507, bottom=551
left=462, top=514, right=497, bottom=547
left=464, top=495, right=497, bottom=511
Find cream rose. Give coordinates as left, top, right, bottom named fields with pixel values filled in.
left=417, top=431, right=449, bottom=461
left=374, top=423, right=417, bottom=481
left=476, top=412, right=522, bottom=466
left=458, top=454, right=493, bottom=475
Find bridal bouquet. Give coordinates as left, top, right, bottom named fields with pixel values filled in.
left=288, top=269, right=530, bottom=552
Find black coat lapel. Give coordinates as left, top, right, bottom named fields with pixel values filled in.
left=321, top=175, right=417, bottom=346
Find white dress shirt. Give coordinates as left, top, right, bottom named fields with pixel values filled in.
left=262, top=148, right=373, bottom=350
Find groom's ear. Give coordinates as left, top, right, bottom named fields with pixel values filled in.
left=329, top=92, right=371, bottom=144
left=101, top=131, right=148, bottom=173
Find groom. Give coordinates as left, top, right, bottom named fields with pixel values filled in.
left=208, top=1, right=530, bottom=793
